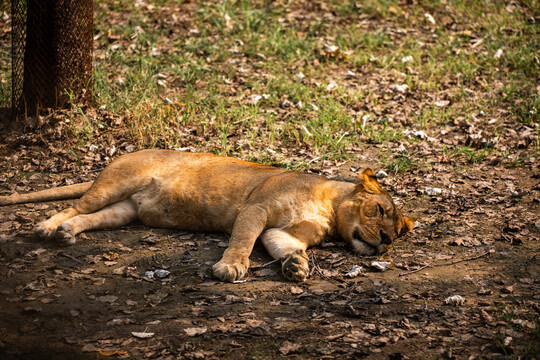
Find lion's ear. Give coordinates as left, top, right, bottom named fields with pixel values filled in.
left=399, top=216, right=415, bottom=236
left=356, top=168, right=383, bottom=193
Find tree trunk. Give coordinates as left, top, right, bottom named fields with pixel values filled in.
left=21, top=0, right=93, bottom=117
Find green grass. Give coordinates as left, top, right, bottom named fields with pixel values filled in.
left=2, top=0, right=538, bottom=170
left=88, top=0, right=540, bottom=151
left=381, top=152, right=419, bottom=174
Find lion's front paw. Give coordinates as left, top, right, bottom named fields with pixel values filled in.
left=34, top=221, right=56, bottom=240
left=55, top=223, right=76, bottom=246
left=282, top=250, right=309, bottom=282
left=213, top=257, right=249, bottom=282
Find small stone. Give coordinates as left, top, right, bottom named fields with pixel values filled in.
left=401, top=55, right=413, bottom=63
left=280, top=99, right=293, bottom=108
left=293, top=72, right=305, bottom=82
left=389, top=84, right=409, bottom=94
left=425, top=188, right=442, bottom=196
left=375, top=170, right=388, bottom=179
left=326, top=81, right=338, bottom=92
left=250, top=95, right=263, bottom=104
left=107, top=318, right=132, bottom=326
left=444, top=295, right=465, bottom=306
left=154, top=269, right=170, bottom=279
left=346, top=265, right=363, bottom=278
left=424, top=13, right=436, bottom=25
left=434, top=100, right=450, bottom=107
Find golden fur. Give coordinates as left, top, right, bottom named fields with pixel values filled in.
left=0, top=150, right=414, bottom=282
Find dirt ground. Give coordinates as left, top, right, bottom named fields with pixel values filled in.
left=0, top=139, right=539, bottom=360
left=0, top=0, right=539, bottom=357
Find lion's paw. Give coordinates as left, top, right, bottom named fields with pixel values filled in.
left=55, top=223, right=76, bottom=246
left=34, top=221, right=56, bottom=240
left=213, top=258, right=249, bottom=282
left=282, top=250, right=309, bottom=282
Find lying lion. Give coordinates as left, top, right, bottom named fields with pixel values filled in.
left=0, top=150, right=414, bottom=282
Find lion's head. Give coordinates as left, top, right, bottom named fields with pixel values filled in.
left=337, top=168, right=414, bottom=255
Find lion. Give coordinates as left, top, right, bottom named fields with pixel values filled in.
left=0, top=150, right=414, bottom=282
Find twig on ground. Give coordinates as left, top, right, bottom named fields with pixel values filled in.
left=58, top=252, right=83, bottom=263
left=250, top=258, right=279, bottom=270
left=398, top=250, right=493, bottom=277
left=330, top=281, right=359, bottom=300
left=398, top=264, right=431, bottom=277
left=309, top=253, right=345, bottom=283
left=309, top=252, right=320, bottom=277
left=446, top=250, right=493, bottom=266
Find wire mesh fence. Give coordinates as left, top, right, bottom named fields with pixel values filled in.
left=10, top=0, right=94, bottom=121
left=0, top=5, right=13, bottom=118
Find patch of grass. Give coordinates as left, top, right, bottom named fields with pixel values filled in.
left=381, top=152, right=419, bottom=174
left=502, top=150, right=537, bottom=168
left=444, top=145, right=494, bottom=164
left=496, top=304, right=540, bottom=359
left=8, top=0, right=533, bottom=168
left=65, top=91, right=96, bottom=145
left=413, top=105, right=454, bottom=128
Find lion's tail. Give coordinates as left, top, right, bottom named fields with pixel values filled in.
left=0, top=182, right=93, bottom=206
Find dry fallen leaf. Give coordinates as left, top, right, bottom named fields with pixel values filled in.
left=81, top=344, right=98, bottom=352
left=25, top=248, right=47, bottom=257
left=98, top=350, right=128, bottom=357
left=112, top=267, right=125, bottom=275
left=131, top=331, right=155, bottom=339
left=184, top=327, right=207, bottom=336
left=102, top=251, right=119, bottom=261
left=502, top=285, right=514, bottom=294
left=448, top=237, right=482, bottom=247
left=97, top=295, right=118, bottom=303
left=478, top=287, right=493, bottom=295
left=370, top=261, right=393, bottom=272
left=253, top=268, right=278, bottom=277
left=372, top=336, right=390, bottom=347
left=279, top=341, right=302, bottom=355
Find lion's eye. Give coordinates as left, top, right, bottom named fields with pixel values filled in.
left=377, top=204, right=385, bottom=217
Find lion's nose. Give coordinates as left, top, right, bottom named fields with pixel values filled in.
left=380, top=230, right=392, bottom=244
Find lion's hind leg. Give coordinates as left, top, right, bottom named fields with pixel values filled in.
left=54, top=199, right=138, bottom=245
left=261, top=229, right=309, bottom=282
left=35, top=172, right=152, bottom=241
